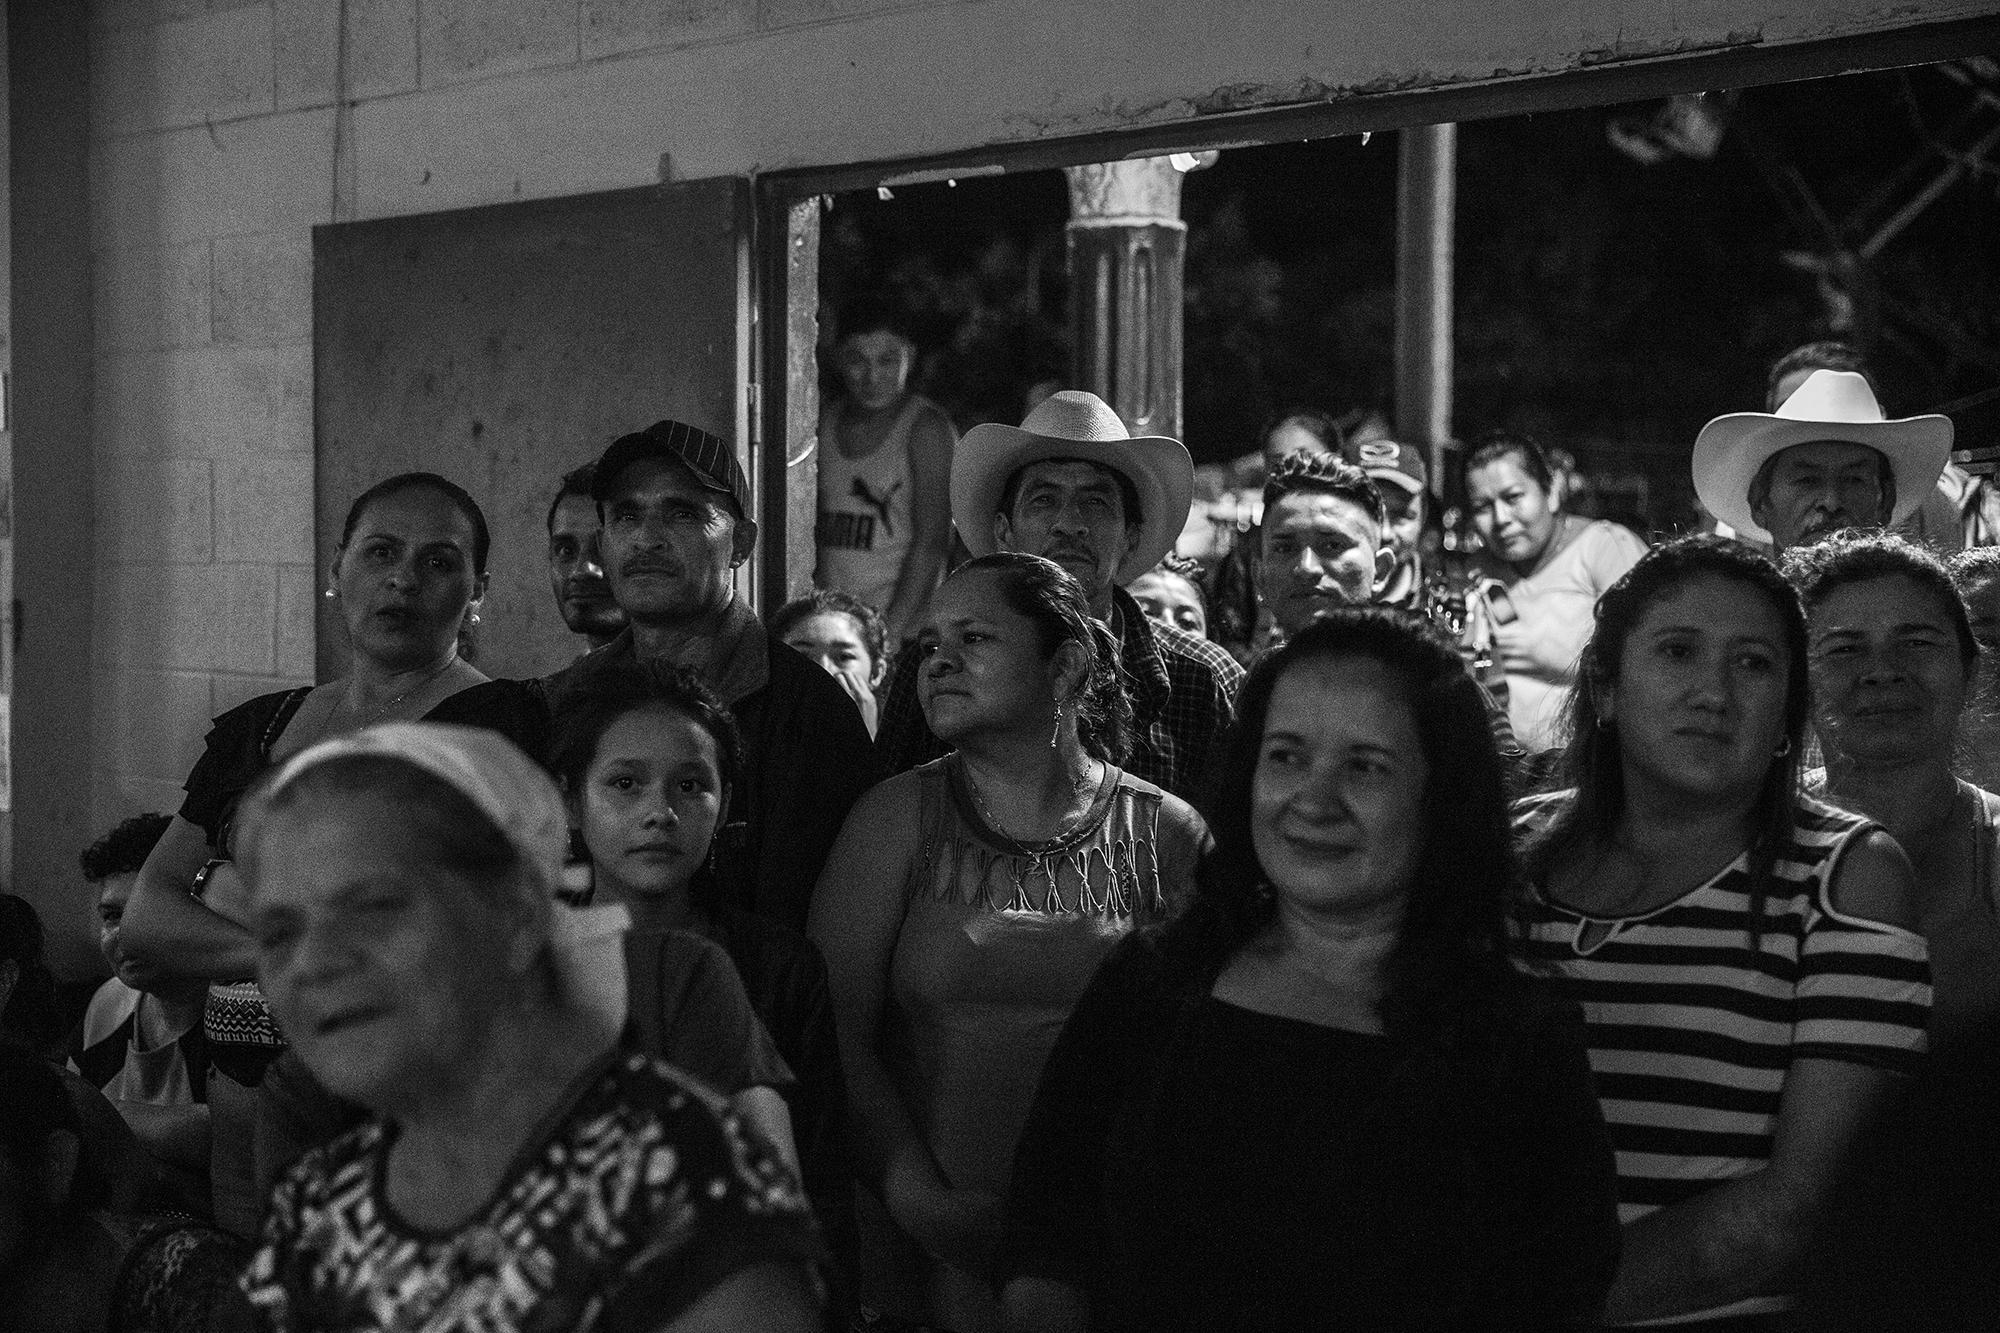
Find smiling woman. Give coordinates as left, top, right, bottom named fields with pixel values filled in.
left=998, top=608, right=1619, bottom=1332
left=114, top=473, right=550, bottom=1237
left=1787, top=533, right=2000, bottom=1327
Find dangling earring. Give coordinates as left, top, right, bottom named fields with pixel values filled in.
left=1774, top=737, right=1793, bottom=758
left=468, top=609, right=482, bottom=625
left=1050, top=698, right=1063, bottom=749
left=323, top=586, right=337, bottom=600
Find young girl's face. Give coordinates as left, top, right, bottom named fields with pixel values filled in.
left=576, top=705, right=726, bottom=903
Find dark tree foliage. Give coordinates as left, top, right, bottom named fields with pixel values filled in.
left=820, top=66, right=1999, bottom=534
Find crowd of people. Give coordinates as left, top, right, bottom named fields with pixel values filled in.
left=1, top=325, right=1995, bottom=1333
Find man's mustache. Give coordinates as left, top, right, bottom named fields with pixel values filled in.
left=620, top=557, right=681, bottom=576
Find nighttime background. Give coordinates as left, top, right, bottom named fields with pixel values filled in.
left=817, top=60, right=2000, bottom=535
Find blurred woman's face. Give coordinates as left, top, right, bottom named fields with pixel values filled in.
left=576, top=706, right=726, bottom=905
left=1252, top=653, right=1428, bottom=925
left=1466, top=455, right=1557, bottom=569
left=1809, top=575, right=1970, bottom=769
left=916, top=568, right=1063, bottom=745
left=1601, top=573, right=1791, bottom=804
left=334, top=489, right=484, bottom=671
left=249, top=789, right=521, bottom=1116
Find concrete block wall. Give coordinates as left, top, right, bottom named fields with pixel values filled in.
left=20, top=0, right=1984, bottom=973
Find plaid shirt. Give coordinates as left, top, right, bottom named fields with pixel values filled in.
left=876, top=586, right=1244, bottom=807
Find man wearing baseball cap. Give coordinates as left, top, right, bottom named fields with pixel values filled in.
left=544, top=419, right=883, bottom=931
left=875, top=390, right=1243, bottom=804
left=1344, top=436, right=1430, bottom=608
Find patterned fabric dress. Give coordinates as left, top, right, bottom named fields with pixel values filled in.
left=242, top=1051, right=822, bottom=1333
left=1515, top=793, right=1931, bottom=1327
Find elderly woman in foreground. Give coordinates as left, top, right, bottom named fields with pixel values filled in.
left=999, top=609, right=1621, bottom=1332
left=234, top=722, right=822, bottom=1333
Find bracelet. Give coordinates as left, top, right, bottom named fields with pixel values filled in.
left=189, top=858, right=230, bottom=900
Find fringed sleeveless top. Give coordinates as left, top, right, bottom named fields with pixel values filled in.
left=888, top=755, right=1192, bottom=1197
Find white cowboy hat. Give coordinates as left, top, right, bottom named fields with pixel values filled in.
left=952, top=390, right=1194, bottom=583
left=1693, top=370, right=1953, bottom=542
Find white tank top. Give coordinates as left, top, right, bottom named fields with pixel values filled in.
left=815, top=395, right=927, bottom=612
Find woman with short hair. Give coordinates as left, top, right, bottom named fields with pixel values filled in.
left=1466, top=430, right=1647, bottom=751
left=236, top=722, right=823, bottom=1332
left=999, top=608, right=1620, bottom=1333
left=1516, top=535, right=1930, bottom=1329
left=811, top=553, right=1207, bottom=1333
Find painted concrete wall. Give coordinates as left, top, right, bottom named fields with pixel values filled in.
left=12, top=1, right=97, bottom=975
left=15, top=0, right=1991, bottom=972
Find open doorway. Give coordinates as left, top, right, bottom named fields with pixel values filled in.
left=756, top=44, right=2000, bottom=625
left=803, top=61, right=1997, bottom=534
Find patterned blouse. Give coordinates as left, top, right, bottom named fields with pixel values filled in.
left=242, top=1050, right=822, bottom=1333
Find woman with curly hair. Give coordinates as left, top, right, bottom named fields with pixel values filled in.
left=998, top=607, right=1620, bottom=1333
left=812, top=553, right=1207, bottom=1333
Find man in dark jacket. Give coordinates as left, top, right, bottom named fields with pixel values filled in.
left=543, top=420, right=883, bottom=932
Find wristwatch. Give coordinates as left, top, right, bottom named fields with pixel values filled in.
left=189, top=858, right=230, bottom=900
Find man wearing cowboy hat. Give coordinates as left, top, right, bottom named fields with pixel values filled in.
left=1695, top=369, right=1954, bottom=553
left=874, top=390, right=1244, bottom=803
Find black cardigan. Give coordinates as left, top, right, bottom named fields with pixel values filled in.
left=1000, top=931, right=1622, bottom=1332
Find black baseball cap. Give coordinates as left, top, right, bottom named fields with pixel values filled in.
left=591, top=420, right=750, bottom=520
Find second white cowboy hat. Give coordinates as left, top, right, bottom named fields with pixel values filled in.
left=1693, top=369, right=1953, bottom=543
left=952, top=389, right=1195, bottom=584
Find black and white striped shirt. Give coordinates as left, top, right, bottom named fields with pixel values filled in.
left=1515, top=794, right=1930, bottom=1227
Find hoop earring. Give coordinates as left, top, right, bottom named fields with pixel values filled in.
left=1774, top=737, right=1793, bottom=758
left=468, top=610, right=482, bottom=626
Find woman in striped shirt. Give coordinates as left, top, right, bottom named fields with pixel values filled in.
left=1514, top=535, right=1931, bottom=1330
